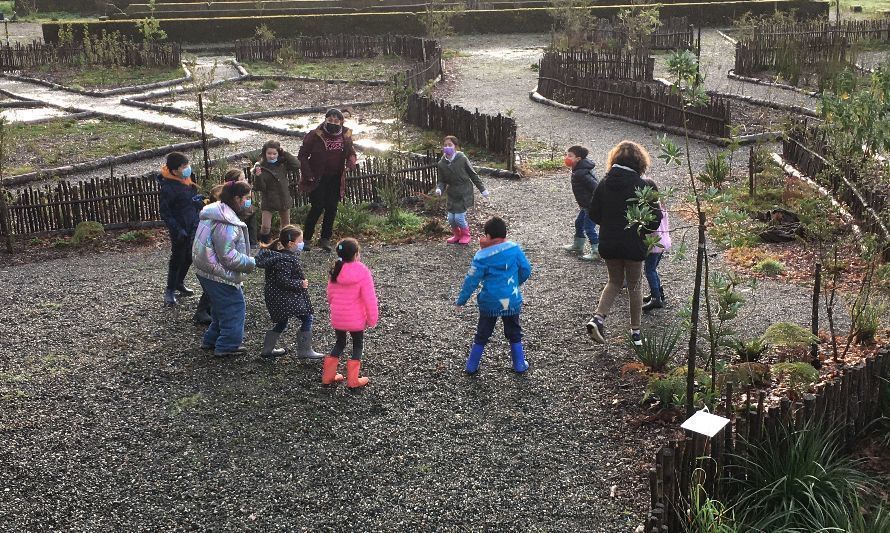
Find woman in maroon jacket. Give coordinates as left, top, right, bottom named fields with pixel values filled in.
left=298, top=108, right=357, bottom=252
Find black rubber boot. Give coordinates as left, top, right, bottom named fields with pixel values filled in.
left=642, top=298, right=664, bottom=312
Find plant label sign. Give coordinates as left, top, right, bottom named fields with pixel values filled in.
left=681, top=409, right=729, bottom=438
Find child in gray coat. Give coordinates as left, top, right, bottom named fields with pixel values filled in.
left=434, top=135, right=489, bottom=245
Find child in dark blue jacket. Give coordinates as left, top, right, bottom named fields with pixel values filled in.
left=455, top=216, right=532, bottom=374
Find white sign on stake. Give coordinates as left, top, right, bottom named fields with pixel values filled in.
left=681, top=408, right=730, bottom=438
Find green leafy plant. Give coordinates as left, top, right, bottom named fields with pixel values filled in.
left=136, top=0, right=167, bottom=42
left=71, top=221, right=105, bottom=245
left=729, top=425, right=873, bottom=532
left=772, top=362, right=819, bottom=399
left=260, top=79, right=278, bottom=92
left=686, top=472, right=738, bottom=533
left=711, top=208, right=760, bottom=248
left=753, top=257, right=785, bottom=276
left=117, top=230, right=152, bottom=244
left=377, top=176, right=405, bottom=222
left=718, top=362, right=771, bottom=390
left=728, top=337, right=769, bottom=363
left=616, top=5, right=661, bottom=51
left=254, top=23, right=276, bottom=40
left=645, top=373, right=686, bottom=407
left=849, top=297, right=885, bottom=345
left=630, top=322, right=684, bottom=372
left=761, top=322, right=818, bottom=350
left=700, top=150, right=731, bottom=190
left=335, top=200, right=371, bottom=235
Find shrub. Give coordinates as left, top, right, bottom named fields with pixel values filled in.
left=728, top=337, right=769, bottom=363
left=530, top=158, right=564, bottom=171
left=753, top=257, right=784, bottom=276
left=254, top=24, right=276, bottom=40
left=118, top=230, right=152, bottom=244
left=334, top=200, right=371, bottom=235
left=876, top=263, right=890, bottom=291
left=700, top=150, right=731, bottom=190
left=850, top=297, right=885, bottom=345
left=377, top=177, right=405, bottom=221
left=71, top=220, right=105, bottom=245
left=772, top=362, right=819, bottom=399
left=719, top=362, right=771, bottom=389
left=729, top=425, right=872, bottom=532
left=760, top=322, right=818, bottom=350
left=630, top=322, right=683, bottom=372
left=260, top=79, right=278, bottom=92
left=644, top=373, right=686, bottom=407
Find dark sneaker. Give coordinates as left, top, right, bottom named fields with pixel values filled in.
left=214, top=345, right=248, bottom=358
left=176, top=284, right=195, bottom=296
left=303, top=240, right=312, bottom=252
left=318, top=238, right=332, bottom=252
left=200, top=344, right=215, bottom=351
left=631, top=331, right=643, bottom=347
left=586, top=316, right=605, bottom=344
left=642, top=298, right=664, bottom=313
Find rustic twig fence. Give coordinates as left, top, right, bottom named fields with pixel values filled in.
left=743, top=19, right=890, bottom=46
left=646, top=349, right=890, bottom=532
left=0, top=155, right=438, bottom=237
left=539, top=48, right=654, bottom=81
left=564, top=16, right=694, bottom=51
left=234, top=34, right=439, bottom=63
left=537, top=54, right=730, bottom=138
left=404, top=93, right=516, bottom=168
left=782, top=120, right=890, bottom=247
left=0, top=39, right=181, bottom=71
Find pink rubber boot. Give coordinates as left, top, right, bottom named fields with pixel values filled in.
left=446, top=226, right=461, bottom=244
left=457, top=226, right=472, bottom=245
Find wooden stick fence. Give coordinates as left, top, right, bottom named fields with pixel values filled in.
left=234, top=34, right=438, bottom=63
left=0, top=39, right=181, bottom=71
left=735, top=36, right=851, bottom=78
left=539, top=48, right=654, bottom=81
left=568, top=16, right=694, bottom=51
left=0, top=155, right=438, bottom=237
left=646, top=350, right=890, bottom=532
left=537, top=58, right=730, bottom=138
left=745, top=19, right=890, bottom=46
left=405, top=93, right=517, bottom=167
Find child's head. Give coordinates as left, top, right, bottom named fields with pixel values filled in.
left=483, top=216, right=507, bottom=239
left=262, top=140, right=282, bottom=162
left=606, top=140, right=651, bottom=175
left=330, top=238, right=360, bottom=282
left=223, top=168, right=245, bottom=183
left=264, top=224, right=303, bottom=251
left=565, top=145, right=589, bottom=168
left=443, top=135, right=460, bottom=149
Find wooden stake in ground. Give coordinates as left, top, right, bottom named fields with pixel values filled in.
left=0, top=118, right=14, bottom=253
left=198, top=92, right=211, bottom=184
left=811, top=262, right=821, bottom=367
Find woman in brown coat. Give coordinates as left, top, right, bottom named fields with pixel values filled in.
left=252, top=139, right=300, bottom=244
left=298, top=108, right=357, bottom=252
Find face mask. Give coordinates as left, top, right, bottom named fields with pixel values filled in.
left=267, top=158, right=278, bottom=164
left=181, top=166, right=193, bottom=178
left=243, top=198, right=252, bottom=209
left=295, top=242, right=305, bottom=251
left=443, top=146, right=456, bottom=158
left=564, top=157, right=575, bottom=168
left=324, top=122, right=342, bottom=136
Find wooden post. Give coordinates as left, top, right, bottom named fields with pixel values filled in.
left=0, top=119, right=13, bottom=253
left=811, top=262, right=822, bottom=364
left=687, top=212, right=706, bottom=418
left=748, top=146, right=755, bottom=198
left=197, top=92, right=211, bottom=184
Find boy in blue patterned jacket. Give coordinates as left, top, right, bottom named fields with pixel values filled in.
left=455, top=216, right=532, bottom=374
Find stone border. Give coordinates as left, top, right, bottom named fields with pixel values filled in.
left=0, top=63, right=194, bottom=98
left=529, top=89, right=780, bottom=147
left=10, top=110, right=97, bottom=126
left=0, top=100, right=43, bottom=109
left=3, top=138, right=228, bottom=187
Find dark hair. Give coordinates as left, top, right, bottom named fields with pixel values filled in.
left=483, top=216, right=507, bottom=239
left=264, top=224, right=302, bottom=251
left=166, top=151, right=189, bottom=171
left=606, top=140, right=651, bottom=175
left=329, top=238, right=360, bottom=283
left=223, top=168, right=243, bottom=182
left=325, top=108, right=344, bottom=121
left=219, top=180, right=252, bottom=213
left=568, top=145, right=589, bottom=159
left=261, top=140, right=282, bottom=160
left=443, top=135, right=460, bottom=148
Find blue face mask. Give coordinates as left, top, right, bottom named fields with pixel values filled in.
left=181, top=166, right=192, bottom=178
left=267, top=159, right=278, bottom=164
left=296, top=242, right=305, bottom=251
left=243, top=198, right=252, bottom=209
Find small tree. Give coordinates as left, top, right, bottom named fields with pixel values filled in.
left=136, top=0, right=167, bottom=43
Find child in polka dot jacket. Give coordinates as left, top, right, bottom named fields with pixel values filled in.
left=254, top=225, right=323, bottom=360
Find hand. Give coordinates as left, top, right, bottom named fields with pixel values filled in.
left=253, top=165, right=261, bottom=176
left=177, top=229, right=190, bottom=242
left=347, top=154, right=357, bottom=171
left=434, top=188, right=442, bottom=196
left=302, top=279, right=309, bottom=289
left=481, top=189, right=490, bottom=198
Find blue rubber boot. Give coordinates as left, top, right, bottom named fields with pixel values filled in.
left=510, top=342, right=529, bottom=373
left=465, top=343, right=485, bottom=374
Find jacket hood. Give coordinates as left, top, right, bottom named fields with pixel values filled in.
left=200, top=201, right=247, bottom=227
left=255, top=248, right=295, bottom=268
left=332, top=261, right=365, bottom=285
left=574, top=158, right=596, bottom=172
left=603, top=165, right=640, bottom=190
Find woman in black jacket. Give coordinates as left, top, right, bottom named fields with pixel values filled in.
left=585, top=141, right=662, bottom=347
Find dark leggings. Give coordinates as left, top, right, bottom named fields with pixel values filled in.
left=272, top=315, right=313, bottom=333
left=331, top=330, right=364, bottom=360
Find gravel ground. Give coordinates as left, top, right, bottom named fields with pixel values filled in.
left=0, top=32, right=850, bottom=531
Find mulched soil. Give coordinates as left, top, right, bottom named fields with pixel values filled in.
left=19, top=65, right=185, bottom=90
left=148, top=79, right=390, bottom=116
left=728, top=98, right=792, bottom=134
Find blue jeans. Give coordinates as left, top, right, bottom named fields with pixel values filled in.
left=198, top=276, right=246, bottom=352
left=573, top=210, right=599, bottom=245
left=645, top=252, right=663, bottom=296
left=474, top=314, right=522, bottom=345
left=272, top=314, right=313, bottom=334
left=447, top=211, right=468, bottom=229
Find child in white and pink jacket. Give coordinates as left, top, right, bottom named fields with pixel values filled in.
left=323, top=237, right=379, bottom=388
left=642, top=177, right=670, bottom=312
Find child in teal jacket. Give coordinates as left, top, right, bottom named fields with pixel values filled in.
left=455, top=216, right=532, bottom=374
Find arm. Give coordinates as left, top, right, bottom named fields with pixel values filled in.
left=159, top=190, right=185, bottom=239
left=588, top=183, right=603, bottom=225
left=517, top=249, right=532, bottom=285
left=211, top=223, right=255, bottom=273
left=360, top=268, right=379, bottom=328
left=463, top=157, right=486, bottom=193
left=455, top=259, right=486, bottom=306
left=276, top=261, right=305, bottom=292
left=297, top=135, right=316, bottom=182
left=435, top=165, right=446, bottom=194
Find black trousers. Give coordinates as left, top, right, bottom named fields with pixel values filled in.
left=166, top=235, right=192, bottom=291
left=474, top=314, right=522, bottom=345
left=304, top=175, right=340, bottom=242
left=331, top=330, right=364, bottom=360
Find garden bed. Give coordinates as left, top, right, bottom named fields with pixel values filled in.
left=17, top=64, right=187, bottom=91
left=4, top=117, right=193, bottom=177
left=143, top=78, right=391, bottom=116
left=241, top=55, right=410, bottom=82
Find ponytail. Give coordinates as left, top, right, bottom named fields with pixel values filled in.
left=262, top=224, right=302, bottom=251
left=329, top=238, right=359, bottom=283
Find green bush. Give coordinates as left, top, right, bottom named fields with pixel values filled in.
left=753, top=257, right=784, bottom=276
left=850, top=297, right=885, bottom=345
left=760, top=322, right=818, bottom=350
left=71, top=220, right=105, bottom=245
left=772, top=362, right=819, bottom=398
left=719, top=362, right=771, bottom=389
left=728, top=336, right=769, bottom=363
left=117, top=229, right=152, bottom=244
left=630, top=322, right=684, bottom=372
left=700, top=150, right=731, bottom=190
left=644, top=373, right=686, bottom=407
left=260, top=79, right=279, bottom=92
left=335, top=200, right=371, bottom=235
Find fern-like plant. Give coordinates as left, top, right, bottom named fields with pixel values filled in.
left=630, top=322, right=683, bottom=372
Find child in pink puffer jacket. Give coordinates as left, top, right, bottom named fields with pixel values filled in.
left=323, top=237, right=379, bottom=388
